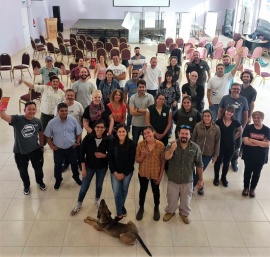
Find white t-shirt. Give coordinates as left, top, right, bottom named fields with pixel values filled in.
left=54, top=101, right=84, bottom=125
left=108, top=64, right=126, bottom=88
left=143, top=66, right=162, bottom=90
left=72, top=80, right=96, bottom=109
left=207, top=73, right=233, bottom=104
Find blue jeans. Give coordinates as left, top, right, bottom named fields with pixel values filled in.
left=111, top=172, right=133, bottom=216
left=132, top=126, right=144, bottom=146
left=193, top=155, right=212, bottom=187
left=78, top=166, right=107, bottom=203
left=169, top=106, right=178, bottom=135
left=209, top=104, right=219, bottom=121
left=126, top=108, right=132, bottom=132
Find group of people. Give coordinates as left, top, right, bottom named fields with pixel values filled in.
left=0, top=45, right=269, bottom=225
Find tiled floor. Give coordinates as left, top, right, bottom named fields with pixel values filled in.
left=0, top=33, right=270, bottom=257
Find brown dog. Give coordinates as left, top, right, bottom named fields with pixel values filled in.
left=84, top=199, right=152, bottom=256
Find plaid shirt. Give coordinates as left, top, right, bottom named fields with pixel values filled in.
left=136, top=140, right=165, bottom=180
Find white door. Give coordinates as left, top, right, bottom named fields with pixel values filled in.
left=205, top=12, right=218, bottom=38
left=21, top=7, right=31, bottom=47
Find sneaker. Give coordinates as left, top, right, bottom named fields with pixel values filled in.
left=71, top=203, right=82, bottom=216
left=23, top=187, right=30, bottom=195
left=54, top=180, right=62, bottom=191
left=153, top=206, right=160, bottom=221
left=242, top=188, right=249, bottom=196
left=213, top=178, right=219, bottom=186
left=198, top=186, right=204, bottom=195
left=114, top=216, right=123, bottom=222
left=220, top=178, right=228, bottom=187
left=38, top=182, right=46, bottom=191
left=122, top=206, right=127, bottom=217
left=249, top=189, right=256, bottom=198
left=136, top=206, right=144, bottom=221
left=163, top=212, right=175, bottom=222
left=179, top=213, right=189, bottom=224
left=231, top=163, right=238, bottom=172
left=95, top=199, right=100, bottom=208
left=74, top=177, right=82, bottom=186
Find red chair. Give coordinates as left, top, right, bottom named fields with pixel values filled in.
left=183, top=43, right=193, bottom=57
left=31, top=38, right=46, bottom=59
left=187, top=38, right=196, bottom=47
left=59, top=43, right=73, bottom=64
left=86, top=35, right=93, bottom=42
left=165, top=37, right=174, bottom=48
left=156, top=43, right=166, bottom=57
left=110, top=37, right=119, bottom=47
left=70, top=38, right=77, bottom=47
left=13, top=52, right=32, bottom=79
left=58, top=32, right=69, bottom=43
left=39, top=35, right=47, bottom=46
left=70, top=33, right=77, bottom=40
left=86, top=40, right=94, bottom=57
left=96, top=48, right=106, bottom=61
left=235, top=39, right=243, bottom=51
left=233, top=33, right=241, bottom=42
left=168, top=43, right=178, bottom=54
left=110, top=48, right=120, bottom=61
left=75, top=49, right=90, bottom=62
left=119, top=42, right=128, bottom=53
left=0, top=53, right=13, bottom=81
left=176, top=38, right=184, bottom=49
left=19, top=89, right=41, bottom=112
left=96, top=41, right=104, bottom=50
left=79, top=34, right=86, bottom=44
left=77, top=39, right=85, bottom=54
left=209, top=48, right=224, bottom=67
left=254, top=61, right=270, bottom=86
left=247, top=47, right=262, bottom=66
left=226, top=47, right=237, bottom=59
left=121, top=48, right=131, bottom=61
left=57, top=36, right=69, bottom=48
left=214, top=41, right=223, bottom=50
left=196, top=47, right=207, bottom=60
left=105, top=42, right=113, bottom=58
left=47, top=42, right=61, bottom=60
left=212, top=36, right=219, bottom=47
left=197, top=37, right=207, bottom=47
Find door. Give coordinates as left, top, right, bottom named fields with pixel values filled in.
left=21, top=7, right=31, bottom=47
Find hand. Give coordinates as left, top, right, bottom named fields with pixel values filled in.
left=237, top=48, right=245, bottom=57
left=196, top=180, right=203, bottom=190
left=172, top=101, right=177, bottom=107
left=171, top=141, right=177, bottom=151
left=248, top=116, right=252, bottom=124
left=72, top=142, right=78, bottom=148
left=94, top=152, right=104, bottom=158
left=82, top=169, right=87, bottom=178
left=155, top=132, right=163, bottom=140
left=182, top=93, right=188, bottom=98
left=212, top=156, right=217, bottom=163
left=60, top=65, right=66, bottom=75
left=155, top=176, right=162, bottom=185
left=140, top=147, right=149, bottom=157
left=51, top=145, right=59, bottom=151
left=114, top=172, right=124, bottom=180
left=208, top=100, right=213, bottom=107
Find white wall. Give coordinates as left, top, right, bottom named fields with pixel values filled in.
left=0, top=0, right=26, bottom=55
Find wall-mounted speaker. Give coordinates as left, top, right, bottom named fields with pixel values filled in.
left=52, top=6, right=61, bottom=25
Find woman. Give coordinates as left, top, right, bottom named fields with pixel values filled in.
left=145, top=93, right=172, bottom=147
left=158, top=70, right=180, bottom=136
left=135, top=126, right=165, bottom=222
left=173, top=95, right=201, bottom=138
left=108, top=124, right=136, bottom=221
left=214, top=105, right=242, bottom=187
left=99, top=69, right=120, bottom=105
left=94, top=55, right=108, bottom=89
left=83, top=90, right=114, bottom=136
left=71, top=120, right=109, bottom=215
left=192, top=110, right=221, bottom=195
left=107, top=89, right=126, bottom=131
left=166, top=56, right=181, bottom=83
left=242, top=111, right=270, bottom=197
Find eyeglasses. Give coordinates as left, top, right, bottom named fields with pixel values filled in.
left=180, top=125, right=191, bottom=129
left=132, top=73, right=138, bottom=75
left=95, top=126, right=105, bottom=129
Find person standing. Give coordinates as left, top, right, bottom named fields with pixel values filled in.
left=186, top=51, right=211, bottom=88
left=71, top=120, right=109, bottom=215
left=135, top=126, right=165, bottom=221
left=182, top=71, right=205, bottom=113
left=167, top=56, right=181, bottom=84
left=94, top=55, right=108, bottom=88
left=218, top=82, right=249, bottom=172
left=138, top=57, right=162, bottom=97
left=129, top=80, right=154, bottom=146
left=163, top=126, right=203, bottom=224
left=44, top=103, right=82, bottom=190
left=70, top=58, right=91, bottom=82
left=214, top=105, right=242, bottom=187
left=72, top=67, right=96, bottom=109
left=0, top=101, right=46, bottom=195
left=124, top=69, right=139, bottom=132
left=145, top=93, right=172, bottom=147
left=108, top=55, right=126, bottom=91
left=192, top=110, right=220, bottom=195
left=207, top=49, right=244, bottom=120
left=242, top=111, right=270, bottom=197
left=128, top=47, right=146, bottom=78
left=108, top=124, right=136, bottom=221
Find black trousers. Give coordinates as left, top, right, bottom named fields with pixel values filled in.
left=243, top=160, right=264, bottom=190
left=231, top=136, right=242, bottom=164
left=138, top=174, right=160, bottom=207
left=14, top=148, right=44, bottom=188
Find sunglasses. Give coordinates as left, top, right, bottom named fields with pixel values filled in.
left=132, top=73, right=138, bottom=75
left=180, top=125, right=191, bottom=129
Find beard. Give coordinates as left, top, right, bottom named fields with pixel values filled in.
left=135, top=53, right=140, bottom=56
left=180, top=137, right=188, bottom=143
left=80, top=75, right=87, bottom=79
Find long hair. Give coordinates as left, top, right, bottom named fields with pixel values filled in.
left=114, top=124, right=130, bottom=150
left=221, top=105, right=236, bottom=120
left=110, top=89, right=124, bottom=104
left=161, top=70, right=175, bottom=88
left=98, top=55, right=108, bottom=68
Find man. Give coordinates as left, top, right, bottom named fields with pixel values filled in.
left=108, top=55, right=126, bottom=91
left=242, top=111, right=270, bottom=197
left=207, top=49, right=244, bottom=120
left=222, top=54, right=235, bottom=89
left=72, top=67, right=96, bottom=109
left=20, top=76, right=65, bottom=133
left=240, top=71, right=257, bottom=124
left=70, top=58, right=91, bottom=82
left=128, top=47, right=146, bottom=78
left=163, top=126, right=203, bottom=224
left=138, top=57, right=162, bottom=97
left=44, top=102, right=82, bottom=190
left=33, top=56, right=62, bottom=84
left=124, top=68, right=139, bottom=131
left=182, top=71, right=205, bottom=113
left=186, top=51, right=211, bottom=87
left=0, top=101, right=46, bottom=195
left=218, top=82, right=249, bottom=172
left=129, top=79, right=154, bottom=145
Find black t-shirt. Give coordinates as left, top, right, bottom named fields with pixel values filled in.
left=82, top=105, right=112, bottom=129
left=186, top=60, right=210, bottom=85
left=242, top=124, right=270, bottom=164
left=215, top=119, right=241, bottom=147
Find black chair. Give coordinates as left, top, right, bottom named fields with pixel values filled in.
left=0, top=53, right=13, bottom=81
left=13, top=52, right=32, bottom=79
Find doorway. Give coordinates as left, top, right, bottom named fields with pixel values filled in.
left=21, top=7, right=31, bottom=48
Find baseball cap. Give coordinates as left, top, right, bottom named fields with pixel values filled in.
left=45, top=56, right=53, bottom=61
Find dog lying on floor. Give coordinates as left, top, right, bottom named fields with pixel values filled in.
left=84, top=199, right=152, bottom=257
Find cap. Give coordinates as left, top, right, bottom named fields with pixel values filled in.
left=45, top=56, right=53, bottom=61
